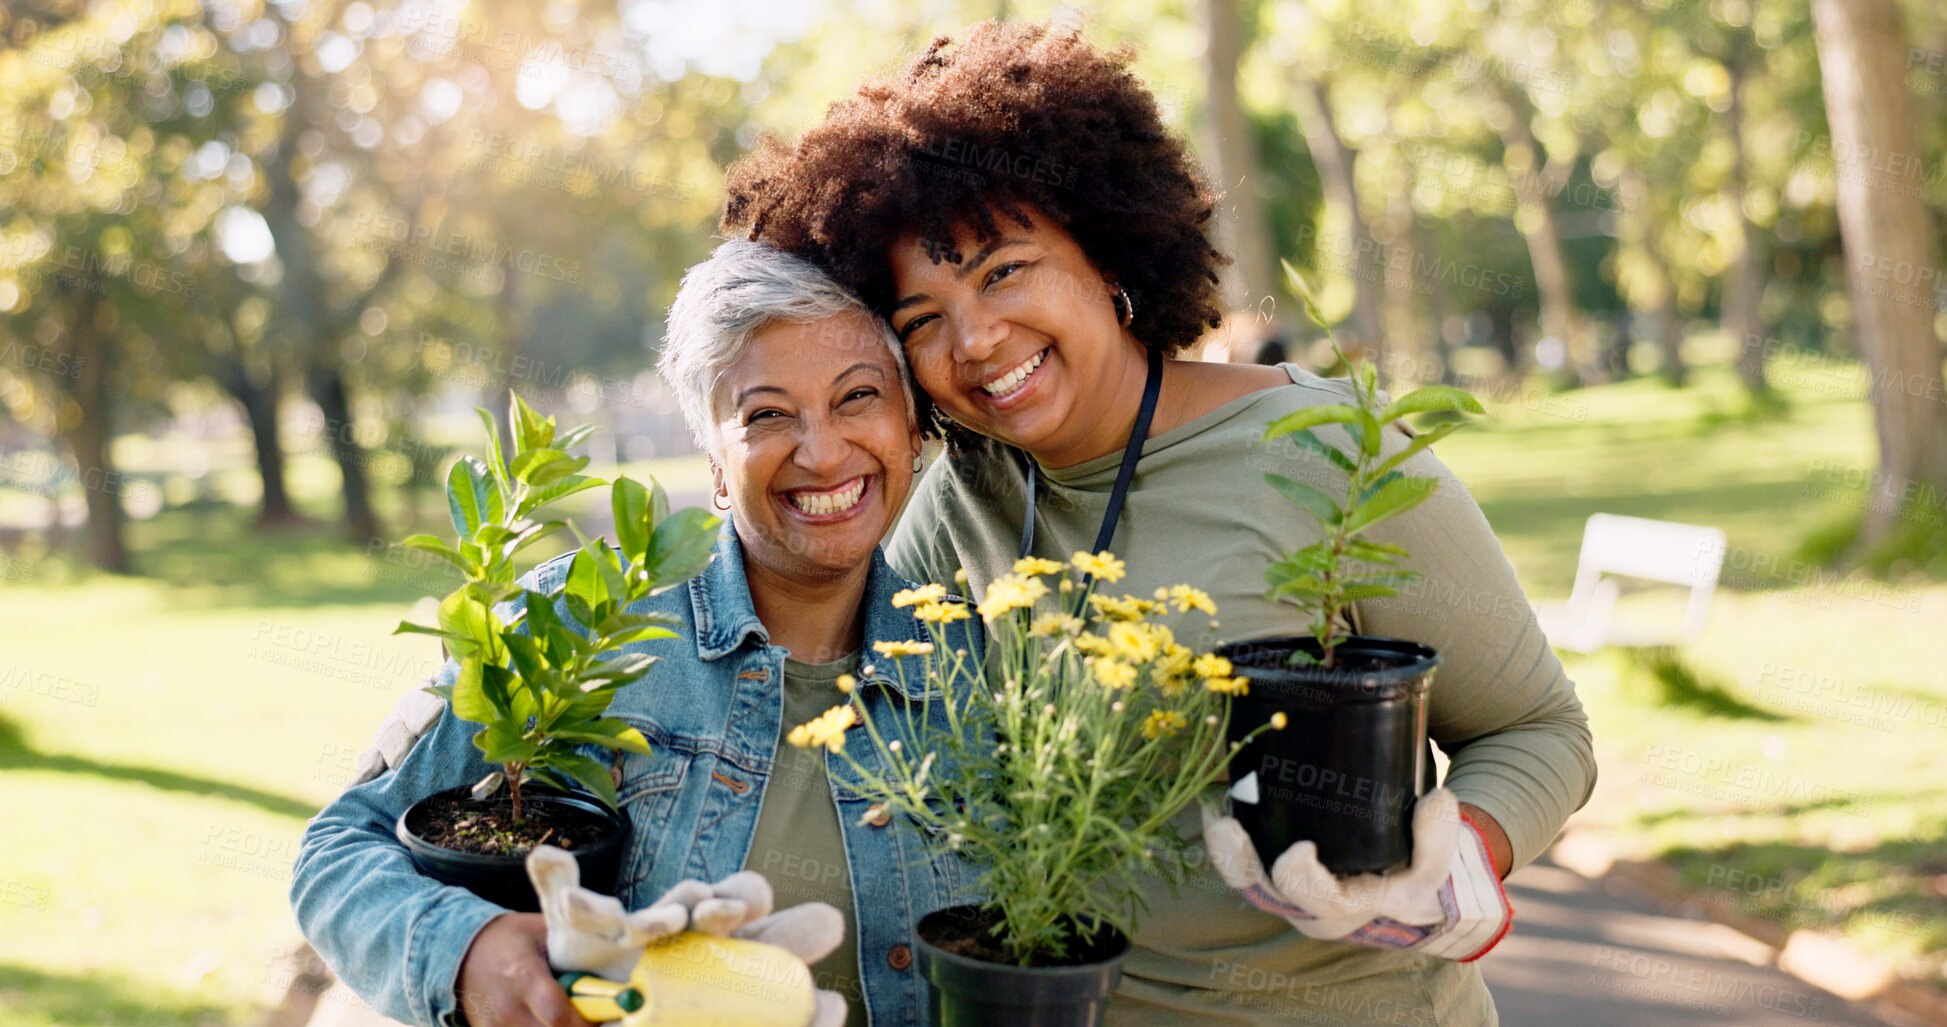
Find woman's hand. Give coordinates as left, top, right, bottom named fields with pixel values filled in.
left=1200, top=788, right=1513, bottom=961
left=454, top=913, right=594, bottom=1027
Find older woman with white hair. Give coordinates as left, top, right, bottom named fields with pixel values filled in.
left=292, top=239, right=977, bottom=1027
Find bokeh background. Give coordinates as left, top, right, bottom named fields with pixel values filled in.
left=3, top=0, right=1946, bottom=1024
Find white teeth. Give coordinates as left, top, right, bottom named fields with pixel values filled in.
left=981, top=350, right=1046, bottom=398
left=789, top=478, right=865, bottom=515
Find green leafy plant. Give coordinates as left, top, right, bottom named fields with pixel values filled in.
left=788, top=555, right=1276, bottom=965
left=1263, top=260, right=1485, bottom=667
left=396, top=394, right=721, bottom=822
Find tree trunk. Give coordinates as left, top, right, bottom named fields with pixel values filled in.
left=1722, top=42, right=1769, bottom=394
left=1811, top=0, right=1947, bottom=545
left=1291, top=75, right=1383, bottom=359
left=1498, top=91, right=1589, bottom=386
left=217, top=357, right=299, bottom=526
left=1617, top=165, right=1687, bottom=386
left=1379, top=164, right=1423, bottom=389
left=1200, top=0, right=1276, bottom=313
left=308, top=363, right=381, bottom=542
left=63, top=294, right=132, bottom=574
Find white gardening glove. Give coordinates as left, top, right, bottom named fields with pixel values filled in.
left=1200, top=788, right=1512, bottom=962
left=526, top=846, right=849, bottom=1027
left=349, top=686, right=445, bottom=786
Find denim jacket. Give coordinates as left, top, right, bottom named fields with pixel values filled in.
left=291, top=520, right=982, bottom=1026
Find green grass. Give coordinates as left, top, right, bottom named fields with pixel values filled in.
left=2, top=361, right=1943, bottom=1024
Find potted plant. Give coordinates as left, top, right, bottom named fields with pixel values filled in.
left=788, top=555, right=1275, bottom=1026
left=390, top=394, right=721, bottom=912
left=1216, top=263, right=1483, bottom=875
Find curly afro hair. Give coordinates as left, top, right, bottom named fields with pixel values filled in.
left=722, top=20, right=1227, bottom=362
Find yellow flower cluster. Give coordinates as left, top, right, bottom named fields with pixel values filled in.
left=914, top=601, right=970, bottom=624
left=1027, top=612, right=1084, bottom=637
left=787, top=704, right=857, bottom=752
left=1071, top=551, right=1126, bottom=582
left=977, top=572, right=1049, bottom=620
left=873, top=640, right=935, bottom=658
left=1141, top=709, right=1188, bottom=739
left=1193, top=654, right=1250, bottom=695
left=1153, top=584, right=1218, bottom=615
left=1092, top=658, right=1138, bottom=690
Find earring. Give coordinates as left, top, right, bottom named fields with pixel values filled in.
left=913, top=455, right=925, bottom=473
left=710, top=465, right=730, bottom=511
left=1113, top=285, right=1134, bottom=328
left=711, top=489, right=731, bottom=512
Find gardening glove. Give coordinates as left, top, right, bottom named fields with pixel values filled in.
left=1200, top=787, right=1512, bottom=962
left=348, top=686, right=445, bottom=786
left=526, top=847, right=850, bottom=1027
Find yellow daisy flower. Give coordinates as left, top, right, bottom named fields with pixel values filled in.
left=1141, top=709, right=1188, bottom=739
left=1108, top=622, right=1161, bottom=664
left=1192, top=654, right=1235, bottom=679
left=1012, top=556, right=1065, bottom=577
left=1165, top=585, right=1217, bottom=615
left=891, top=583, right=947, bottom=608
left=1202, top=675, right=1250, bottom=696
left=1071, top=550, right=1127, bottom=582
left=913, top=601, right=970, bottom=624
left=1027, top=612, right=1084, bottom=637
left=977, top=573, right=1048, bottom=619
left=1092, top=658, right=1138, bottom=690
left=872, top=639, right=935, bottom=657
left=786, top=705, right=857, bottom=752
left=1087, top=594, right=1156, bottom=622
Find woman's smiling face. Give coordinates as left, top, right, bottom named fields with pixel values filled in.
left=711, top=311, right=923, bottom=583
left=887, top=206, right=1144, bottom=468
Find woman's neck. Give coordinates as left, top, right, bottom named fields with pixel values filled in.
left=744, top=556, right=870, bottom=664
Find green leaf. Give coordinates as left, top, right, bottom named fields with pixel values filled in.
left=1372, top=421, right=1464, bottom=478
left=565, top=547, right=611, bottom=614
left=1280, top=259, right=1333, bottom=332
left=502, top=633, right=550, bottom=683
left=1359, top=470, right=1404, bottom=505
left=517, top=475, right=604, bottom=519
left=1265, top=474, right=1342, bottom=526
left=612, top=476, right=651, bottom=563
left=525, top=766, right=573, bottom=794
left=1338, top=584, right=1401, bottom=602
left=530, top=453, right=590, bottom=487
left=1283, top=428, right=1357, bottom=475
left=509, top=447, right=576, bottom=485
left=478, top=662, right=518, bottom=721
left=550, top=719, right=652, bottom=756
left=642, top=509, right=721, bottom=594
left=450, top=659, right=500, bottom=724
left=394, top=620, right=471, bottom=643
left=1263, top=405, right=1359, bottom=442
left=447, top=457, right=503, bottom=539
left=399, top=535, right=473, bottom=575
left=479, top=721, right=539, bottom=766
left=1342, top=475, right=1437, bottom=535
left=438, top=591, right=500, bottom=662
left=1344, top=539, right=1409, bottom=565
left=577, top=652, right=658, bottom=688
left=1379, top=385, right=1484, bottom=423
left=597, top=611, right=683, bottom=634
left=555, top=423, right=599, bottom=452
left=606, top=626, right=678, bottom=648
left=1356, top=409, right=1382, bottom=458
left=522, top=590, right=573, bottom=666
left=649, top=477, right=671, bottom=529
left=510, top=393, right=554, bottom=454
left=501, top=521, right=562, bottom=562
left=539, top=751, right=621, bottom=811
left=475, top=408, right=512, bottom=496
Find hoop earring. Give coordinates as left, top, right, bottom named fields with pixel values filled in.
left=913, top=455, right=925, bottom=473
left=1114, top=286, right=1135, bottom=328
left=711, top=490, right=731, bottom=512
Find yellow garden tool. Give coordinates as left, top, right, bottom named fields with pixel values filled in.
left=557, top=929, right=818, bottom=1026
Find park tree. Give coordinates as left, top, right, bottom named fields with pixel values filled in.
left=1810, top=0, right=1947, bottom=547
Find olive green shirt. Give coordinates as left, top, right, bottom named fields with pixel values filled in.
left=745, top=653, right=866, bottom=1027
left=886, top=364, right=1596, bottom=1025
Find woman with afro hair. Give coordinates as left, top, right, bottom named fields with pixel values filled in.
left=723, top=20, right=1593, bottom=1026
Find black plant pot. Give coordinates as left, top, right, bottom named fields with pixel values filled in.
left=913, top=906, right=1130, bottom=1027
left=396, top=785, right=628, bottom=912
left=1216, top=635, right=1437, bottom=876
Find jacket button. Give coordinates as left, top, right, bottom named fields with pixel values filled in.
left=865, top=804, right=891, bottom=827
left=887, top=944, right=913, bottom=970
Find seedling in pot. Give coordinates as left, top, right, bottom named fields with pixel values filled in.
left=395, top=394, right=720, bottom=826
left=1263, top=261, right=1484, bottom=668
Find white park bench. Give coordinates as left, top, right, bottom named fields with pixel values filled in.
left=1533, top=513, right=1727, bottom=653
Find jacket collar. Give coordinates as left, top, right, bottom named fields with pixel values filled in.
left=686, top=516, right=960, bottom=701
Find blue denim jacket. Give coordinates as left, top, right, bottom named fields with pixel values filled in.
left=291, top=521, right=981, bottom=1026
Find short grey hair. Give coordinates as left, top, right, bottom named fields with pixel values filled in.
left=658, top=239, right=911, bottom=456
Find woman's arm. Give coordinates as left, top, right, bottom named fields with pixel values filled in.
left=1357, top=444, right=1598, bottom=875
left=290, top=660, right=510, bottom=1027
